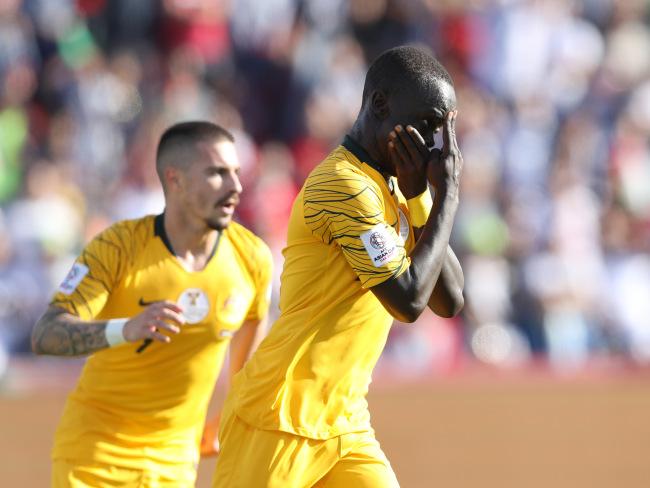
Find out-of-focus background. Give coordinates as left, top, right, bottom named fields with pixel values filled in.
left=1, top=0, right=649, bottom=487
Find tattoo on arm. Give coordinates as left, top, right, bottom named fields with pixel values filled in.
left=31, top=307, right=109, bottom=357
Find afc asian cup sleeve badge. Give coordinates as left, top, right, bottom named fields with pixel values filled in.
left=177, top=288, right=210, bottom=324
left=57, top=263, right=89, bottom=295
left=360, top=223, right=398, bottom=268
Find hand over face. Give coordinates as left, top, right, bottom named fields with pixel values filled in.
left=427, top=110, right=463, bottom=201
left=388, top=124, right=430, bottom=199
left=388, top=110, right=463, bottom=201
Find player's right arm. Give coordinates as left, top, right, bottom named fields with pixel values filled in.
left=31, top=302, right=184, bottom=357
left=30, top=222, right=184, bottom=357
left=371, top=110, right=463, bottom=322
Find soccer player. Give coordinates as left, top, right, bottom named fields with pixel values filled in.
left=212, top=46, right=463, bottom=487
left=31, top=121, right=273, bottom=487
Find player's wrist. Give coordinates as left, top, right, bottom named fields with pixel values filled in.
left=406, top=188, right=433, bottom=227
left=105, top=318, right=128, bottom=347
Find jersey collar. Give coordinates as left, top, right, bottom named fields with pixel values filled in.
left=154, top=213, right=221, bottom=263
left=342, top=135, right=395, bottom=194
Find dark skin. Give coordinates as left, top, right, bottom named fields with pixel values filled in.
left=348, top=79, right=464, bottom=321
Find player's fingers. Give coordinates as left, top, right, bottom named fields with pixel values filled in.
left=390, top=130, right=413, bottom=169
left=388, top=138, right=405, bottom=170
left=442, top=111, right=455, bottom=157
left=157, top=301, right=184, bottom=314
left=152, top=319, right=180, bottom=335
left=455, top=148, right=464, bottom=177
left=149, top=328, right=171, bottom=343
left=448, top=111, right=462, bottom=178
left=158, top=308, right=186, bottom=326
left=450, top=111, right=460, bottom=155
left=396, top=125, right=426, bottom=168
left=403, top=128, right=429, bottom=168
left=406, top=125, right=428, bottom=151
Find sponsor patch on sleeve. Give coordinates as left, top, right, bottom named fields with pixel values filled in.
left=58, top=263, right=89, bottom=295
left=360, top=224, right=398, bottom=268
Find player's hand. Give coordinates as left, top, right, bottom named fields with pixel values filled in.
left=122, top=301, right=185, bottom=343
left=388, top=124, right=429, bottom=199
left=427, top=110, right=462, bottom=201
left=200, top=412, right=221, bottom=457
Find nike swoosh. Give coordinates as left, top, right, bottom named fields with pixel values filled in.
left=138, top=298, right=159, bottom=307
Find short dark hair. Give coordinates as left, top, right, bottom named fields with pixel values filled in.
left=361, top=45, right=453, bottom=107
left=156, top=121, right=234, bottom=188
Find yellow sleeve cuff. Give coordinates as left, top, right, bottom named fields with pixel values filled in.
left=406, top=188, right=433, bottom=227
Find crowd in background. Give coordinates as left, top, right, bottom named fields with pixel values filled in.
left=1, top=0, right=649, bottom=376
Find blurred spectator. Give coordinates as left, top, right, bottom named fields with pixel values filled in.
left=0, top=0, right=649, bottom=377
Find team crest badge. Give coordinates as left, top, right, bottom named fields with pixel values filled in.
left=177, top=288, right=210, bottom=324
left=219, top=293, right=248, bottom=325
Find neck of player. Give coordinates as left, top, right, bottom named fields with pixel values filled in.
left=163, top=209, right=219, bottom=272
left=349, top=119, right=393, bottom=179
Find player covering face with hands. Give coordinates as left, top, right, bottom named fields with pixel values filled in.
left=31, top=121, right=273, bottom=488
left=212, top=45, right=463, bottom=487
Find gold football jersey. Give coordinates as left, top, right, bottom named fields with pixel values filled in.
left=50, top=214, right=272, bottom=468
left=228, top=141, right=415, bottom=440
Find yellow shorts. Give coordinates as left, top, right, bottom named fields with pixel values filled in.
left=212, top=413, right=399, bottom=488
left=52, top=458, right=197, bottom=488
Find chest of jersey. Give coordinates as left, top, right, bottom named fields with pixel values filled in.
left=98, top=237, right=254, bottom=343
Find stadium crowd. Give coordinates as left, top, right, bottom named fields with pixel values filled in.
left=1, top=0, right=649, bottom=374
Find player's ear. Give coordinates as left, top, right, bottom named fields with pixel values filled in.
left=164, top=167, right=182, bottom=191
left=369, top=90, right=389, bottom=120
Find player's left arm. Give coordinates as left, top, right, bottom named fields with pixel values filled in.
left=427, top=245, right=464, bottom=318
left=411, top=226, right=464, bottom=318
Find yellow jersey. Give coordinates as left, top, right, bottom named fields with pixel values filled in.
left=50, top=214, right=272, bottom=468
left=228, top=141, right=416, bottom=440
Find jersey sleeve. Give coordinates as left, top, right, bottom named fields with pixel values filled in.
left=303, top=167, right=409, bottom=289
left=50, top=225, right=127, bottom=320
left=245, top=241, right=274, bottom=321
